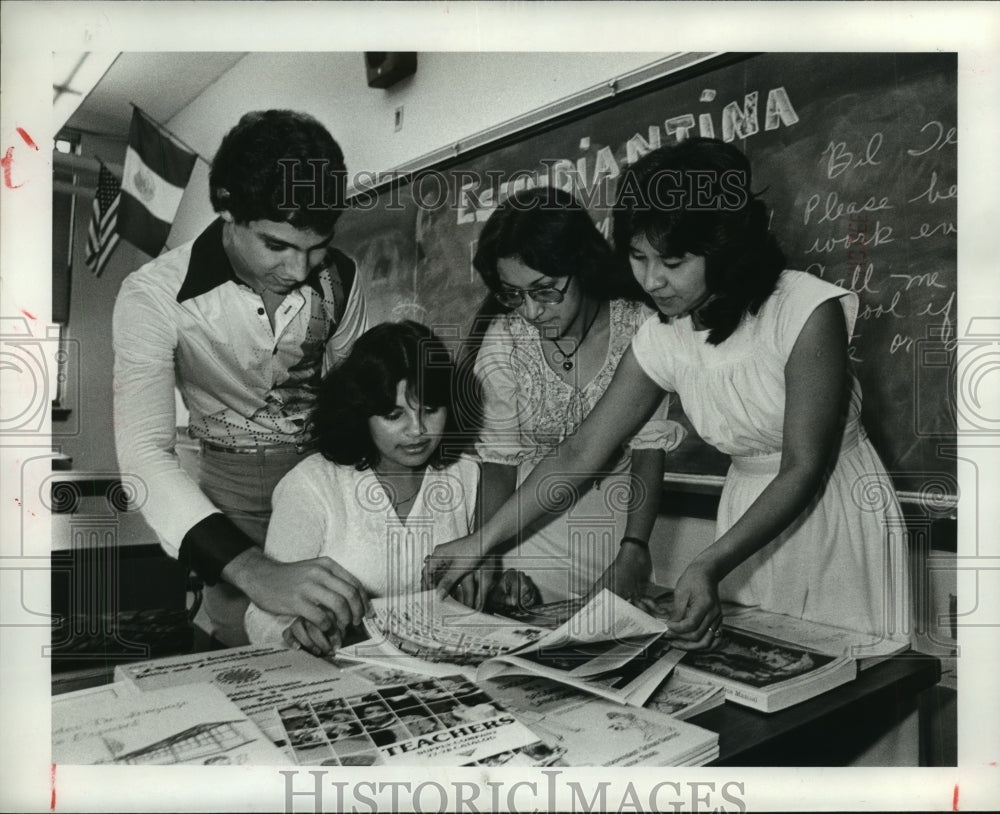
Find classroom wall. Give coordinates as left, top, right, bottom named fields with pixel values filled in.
left=165, top=51, right=668, bottom=245
left=649, top=515, right=714, bottom=587
left=58, top=132, right=146, bottom=472
left=62, top=51, right=669, bottom=474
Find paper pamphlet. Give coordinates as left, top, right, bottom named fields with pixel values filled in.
left=52, top=682, right=288, bottom=766
left=114, top=644, right=377, bottom=758
left=642, top=674, right=726, bottom=720
left=484, top=674, right=719, bottom=767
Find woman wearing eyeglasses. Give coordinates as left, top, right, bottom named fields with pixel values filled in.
left=464, top=186, right=684, bottom=606
left=432, top=140, right=910, bottom=650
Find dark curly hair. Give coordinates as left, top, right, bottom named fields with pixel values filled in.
left=312, top=321, right=463, bottom=469
left=612, top=138, right=786, bottom=345
left=209, top=109, right=347, bottom=234
left=472, top=185, right=631, bottom=307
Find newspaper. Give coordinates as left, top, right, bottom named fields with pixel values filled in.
left=340, top=590, right=678, bottom=706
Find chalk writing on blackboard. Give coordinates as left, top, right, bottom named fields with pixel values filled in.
left=335, top=52, right=957, bottom=497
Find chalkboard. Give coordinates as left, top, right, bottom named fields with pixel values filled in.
left=335, top=53, right=957, bottom=498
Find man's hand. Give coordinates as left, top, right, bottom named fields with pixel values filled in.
left=223, top=548, right=370, bottom=639
left=283, top=617, right=342, bottom=656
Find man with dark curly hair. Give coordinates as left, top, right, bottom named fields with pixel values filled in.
left=113, top=110, right=369, bottom=646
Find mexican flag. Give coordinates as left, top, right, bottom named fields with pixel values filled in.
left=117, top=108, right=197, bottom=258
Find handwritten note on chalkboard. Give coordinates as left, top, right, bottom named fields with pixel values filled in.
left=335, top=53, right=956, bottom=498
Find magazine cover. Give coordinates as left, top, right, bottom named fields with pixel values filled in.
left=674, top=629, right=857, bottom=711
left=52, top=683, right=288, bottom=766
left=273, top=674, right=555, bottom=767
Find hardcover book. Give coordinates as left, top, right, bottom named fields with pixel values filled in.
left=719, top=606, right=910, bottom=667
left=672, top=628, right=857, bottom=712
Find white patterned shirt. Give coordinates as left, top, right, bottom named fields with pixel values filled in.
left=113, top=218, right=368, bottom=560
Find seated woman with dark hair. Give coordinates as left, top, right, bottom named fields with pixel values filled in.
left=245, top=320, right=479, bottom=654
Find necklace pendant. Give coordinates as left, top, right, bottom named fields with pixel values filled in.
left=562, top=359, right=574, bottom=372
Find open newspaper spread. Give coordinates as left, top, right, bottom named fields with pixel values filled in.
left=339, top=589, right=681, bottom=706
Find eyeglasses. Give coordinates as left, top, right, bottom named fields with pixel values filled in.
left=493, top=276, right=572, bottom=309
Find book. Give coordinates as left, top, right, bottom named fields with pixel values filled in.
left=483, top=674, right=719, bottom=766
left=52, top=682, right=288, bottom=765
left=638, top=589, right=908, bottom=668
left=339, top=589, right=680, bottom=707
left=672, top=628, right=857, bottom=713
left=719, top=606, right=910, bottom=668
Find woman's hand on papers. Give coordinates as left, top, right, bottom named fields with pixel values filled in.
left=450, top=570, right=483, bottom=609
left=422, top=535, right=485, bottom=598
left=589, top=542, right=652, bottom=603
left=661, top=560, right=724, bottom=651
left=484, top=569, right=542, bottom=614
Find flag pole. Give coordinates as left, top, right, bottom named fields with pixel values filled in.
left=128, top=102, right=211, bottom=166
left=93, top=154, right=114, bottom=175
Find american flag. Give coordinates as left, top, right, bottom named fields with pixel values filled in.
left=85, top=161, right=121, bottom=276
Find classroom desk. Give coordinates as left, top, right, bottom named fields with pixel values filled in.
left=52, top=648, right=942, bottom=767
left=693, top=652, right=942, bottom=766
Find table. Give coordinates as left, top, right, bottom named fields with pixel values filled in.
left=692, top=652, right=942, bottom=765
left=54, top=647, right=943, bottom=767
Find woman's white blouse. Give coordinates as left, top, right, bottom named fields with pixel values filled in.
left=244, top=454, right=479, bottom=644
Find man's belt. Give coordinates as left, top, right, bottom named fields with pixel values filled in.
left=199, top=439, right=317, bottom=455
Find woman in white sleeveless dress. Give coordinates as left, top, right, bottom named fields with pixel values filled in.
left=428, top=139, right=910, bottom=650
